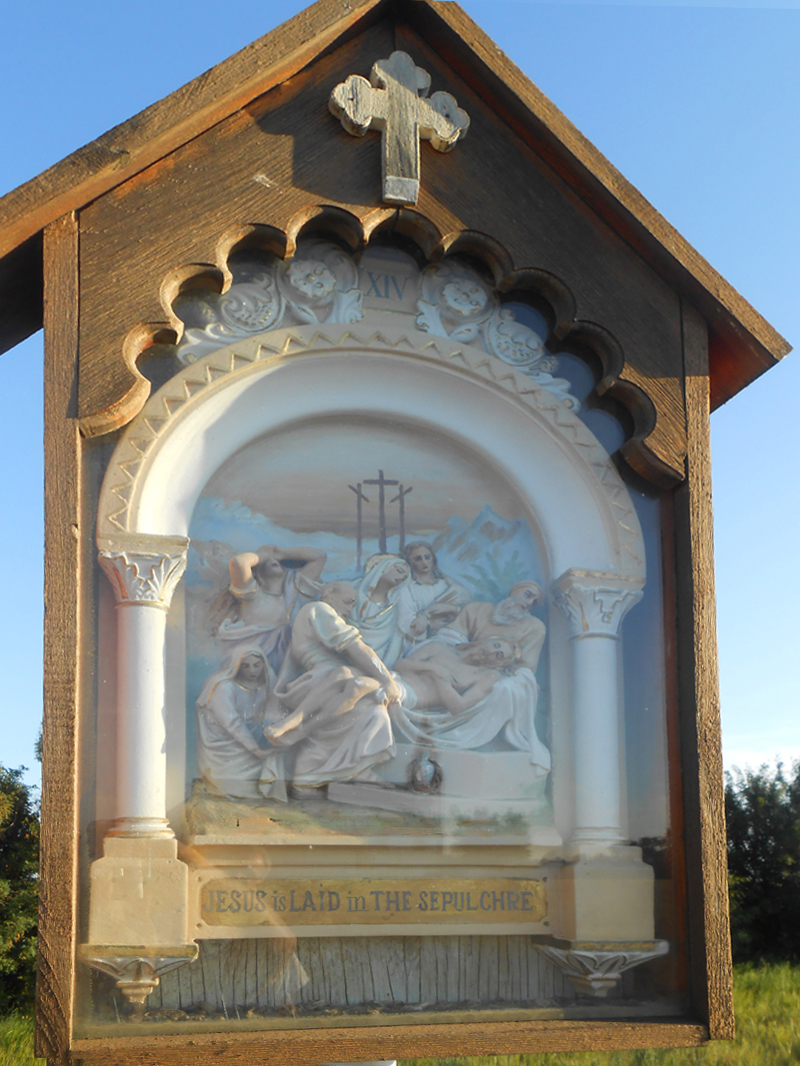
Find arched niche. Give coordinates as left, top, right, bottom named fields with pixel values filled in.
left=96, top=320, right=647, bottom=848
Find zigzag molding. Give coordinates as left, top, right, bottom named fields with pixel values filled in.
left=97, top=325, right=644, bottom=581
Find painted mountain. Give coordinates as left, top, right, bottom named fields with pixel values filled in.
left=188, top=497, right=542, bottom=601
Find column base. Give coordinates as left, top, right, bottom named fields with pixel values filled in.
left=534, top=937, right=668, bottom=997
left=106, top=816, right=175, bottom=839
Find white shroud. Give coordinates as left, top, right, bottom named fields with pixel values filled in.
left=390, top=667, right=550, bottom=776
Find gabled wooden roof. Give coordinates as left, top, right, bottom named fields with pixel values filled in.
left=0, top=0, right=789, bottom=408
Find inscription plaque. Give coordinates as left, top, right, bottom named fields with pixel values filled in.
left=200, top=877, right=548, bottom=928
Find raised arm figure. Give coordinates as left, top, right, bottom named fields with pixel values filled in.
left=217, top=544, right=327, bottom=673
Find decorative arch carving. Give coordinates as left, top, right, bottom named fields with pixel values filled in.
left=82, top=206, right=684, bottom=487
left=96, top=322, right=645, bottom=588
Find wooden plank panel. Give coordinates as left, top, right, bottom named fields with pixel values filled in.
left=419, top=936, right=436, bottom=1004
left=403, top=938, right=421, bottom=1005
left=34, top=212, right=80, bottom=1066
left=75, top=13, right=690, bottom=487
left=156, top=935, right=600, bottom=1013
left=672, top=298, right=734, bottom=1040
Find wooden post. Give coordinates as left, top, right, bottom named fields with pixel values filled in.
left=36, top=211, right=81, bottom=1066
left=673, top=298, right=734, bottom=1040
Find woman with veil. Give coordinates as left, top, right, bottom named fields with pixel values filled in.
left=352, top=554, right=410, bottom=668
left=195, top=644, right=279, bottom=801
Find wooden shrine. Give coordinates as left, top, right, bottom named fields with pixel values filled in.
left=0, top=1, right=790, bottom=1063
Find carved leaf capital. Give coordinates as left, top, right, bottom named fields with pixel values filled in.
left=98, top=535, right=189, bottom=609
left=552, top=568, right=644, bottom=638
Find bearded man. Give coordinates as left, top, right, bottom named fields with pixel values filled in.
left=449, top=581, right=545, bottom=672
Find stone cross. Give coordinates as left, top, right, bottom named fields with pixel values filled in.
left=330, top=51, right=470, bottom=205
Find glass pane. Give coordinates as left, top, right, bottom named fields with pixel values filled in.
left=77, top=241, right=683, bottom=1038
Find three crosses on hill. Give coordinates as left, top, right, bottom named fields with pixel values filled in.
left=349, top=470, right=413, bottom=570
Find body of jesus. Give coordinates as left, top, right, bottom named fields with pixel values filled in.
left=394, top=637, right=518, bottom=716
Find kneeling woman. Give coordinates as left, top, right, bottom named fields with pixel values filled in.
left=195, top=645, right=276, bottom=801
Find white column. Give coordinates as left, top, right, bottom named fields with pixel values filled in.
left=98, top=535, right=189, bottom=839
left=552, top=569, right=643, bottom=846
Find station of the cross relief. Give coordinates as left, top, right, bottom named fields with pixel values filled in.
left=78, top=234, right=682, bottom=1033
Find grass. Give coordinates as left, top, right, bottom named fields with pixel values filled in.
left=0, top=1016, right=35, bottom=1066
left=1, top=964, right=798, bottom=1065
left=400, top=963, right=800, bottom=1066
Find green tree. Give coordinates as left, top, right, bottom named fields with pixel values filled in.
left=0, top=765, right=39, bottom=1013
left=725, top=760, right=800, bottom=963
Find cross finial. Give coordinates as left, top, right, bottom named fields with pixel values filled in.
left=330, top=51, right=470, bottom=205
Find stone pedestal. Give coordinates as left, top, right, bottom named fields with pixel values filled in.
left=87, top=837, right=192, bottom=948
left=556, top=844, right=656, bottom=941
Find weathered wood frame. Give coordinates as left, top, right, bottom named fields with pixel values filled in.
left=23, top=0, right=766, bottom=1061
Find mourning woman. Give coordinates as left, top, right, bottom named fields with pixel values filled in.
left=215, top=543, right=326, bottom=673
left=195, top=645, right=277, bottom=802
left=353, top=554, right=411, bottom=668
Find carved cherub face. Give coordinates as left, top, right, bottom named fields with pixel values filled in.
left=288, top=259, right=336, bottom=300
left=441, top=278, right=489, bottom=317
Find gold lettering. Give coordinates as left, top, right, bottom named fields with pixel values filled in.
left=200, top=878, right=546, bottom=928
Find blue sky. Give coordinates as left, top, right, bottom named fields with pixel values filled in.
left=1, top=1, right=798, bottom=785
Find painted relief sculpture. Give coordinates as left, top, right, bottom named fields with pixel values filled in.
left=87, top=238, right=668, bottom=1019
left=329, top=51, right=470, bottom=204
left=195, top=646, right=275, bottom=802
left=352, top=554, right=411, bottom=667
left=396, top=541, right=471, bottom=645
left=216, top=544, right=326, bottom=671
left=192, top=532, right=551, bottom=802
left=262, top=581, right=400, bottom=793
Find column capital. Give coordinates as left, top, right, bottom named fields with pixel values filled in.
left=552, top=568, right=644, bottom=639
left=98, top=533, right=189, bottom=610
